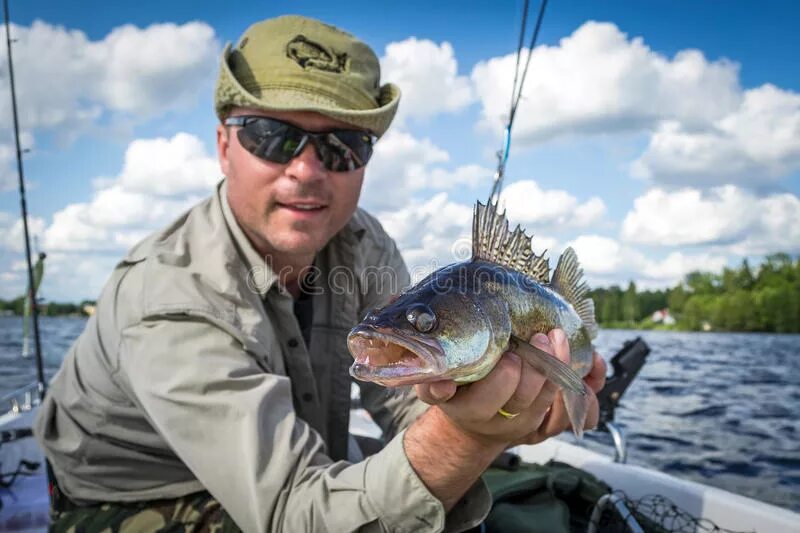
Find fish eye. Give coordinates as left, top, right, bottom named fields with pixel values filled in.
left=406, top=303, right=437, bottom=333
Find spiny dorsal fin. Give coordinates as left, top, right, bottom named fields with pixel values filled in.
left=551, top=247, right=598, bottom=339
left=472, top=198, right=549, bottom=283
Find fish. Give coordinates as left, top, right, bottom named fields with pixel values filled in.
left=347, top=198, right=599, bottom=438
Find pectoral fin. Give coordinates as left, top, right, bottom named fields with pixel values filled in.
left=508, top=334, right=586, bottom=395
left=509, top=334, right=590, bottom=439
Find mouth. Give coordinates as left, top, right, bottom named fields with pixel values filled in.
left=276, top=200, right=329, bottom=215
left=347, top=326, right=445, bottom=386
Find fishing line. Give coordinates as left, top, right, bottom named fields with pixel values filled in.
left=490, top=0, right=549, bottom=203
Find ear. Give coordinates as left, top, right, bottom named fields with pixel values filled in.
left=216, top=123, right=231, bottom=177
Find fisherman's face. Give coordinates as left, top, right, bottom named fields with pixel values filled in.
left=217, top=108, right=366, bottom=265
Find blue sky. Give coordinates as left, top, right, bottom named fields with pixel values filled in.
left=0, top=0, right=798, bottom=302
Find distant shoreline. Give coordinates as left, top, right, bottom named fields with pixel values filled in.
left=0, top=299, right=95, bottom=318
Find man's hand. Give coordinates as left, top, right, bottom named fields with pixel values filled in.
left=404, top=328, right=606, bottom=511
left=415, top=328, right=606, bottom=446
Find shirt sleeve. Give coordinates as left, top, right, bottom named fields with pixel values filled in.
left=116, top=317, right=489, bottom=532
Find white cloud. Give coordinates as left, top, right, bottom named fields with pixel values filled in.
left=0, top=20, right=218, bottom=134
left=567, top=234, right=729, bottom=287
left=374, top=190, right=572, bottom=284
left=498, top=180, right=606, bottom=229
left=642, top=252, right=729, bottom=282
left=117, top=133, right=220, bottom=196
left=381, top=38, right=474, bottom=123
left=42, top=133, right=217, bottom=253
left=0, top=215, right=46, bottom=253
left=470, top=21, right=800, bottom=187
left=631, top=85, right=800, bottom=187
left=567, top=235, right=626, bottom=275
left=471, top=21, right=741, bottom=144
left=36, top=252, right=119, bottom=302
left=375, top=193, right=473, bottom=280
left=621, top=186, right=800, bottom=254
left=362, top=130, right=491, bottom=210
left=0, top=132, right=36, bottom=190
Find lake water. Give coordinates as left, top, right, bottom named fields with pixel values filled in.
left=1, top=317, right=798, bottom=512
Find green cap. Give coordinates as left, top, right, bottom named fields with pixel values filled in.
left=214, top=15, right=400, bottom=137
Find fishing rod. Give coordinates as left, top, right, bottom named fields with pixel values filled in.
left=489, top=0, right=548, bottom=203
left=3, top=0, right=46, bottom=401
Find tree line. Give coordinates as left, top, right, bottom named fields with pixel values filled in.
left=588, top=253, right=799, bottom=333
left=0, top=297, right=95, bottom=317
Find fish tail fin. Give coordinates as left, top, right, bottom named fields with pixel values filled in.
left=563, top=383, right=591, bottom=440
left=551, top=247, right=598, bottom=339
left=473, top=198, right=550, bottom=283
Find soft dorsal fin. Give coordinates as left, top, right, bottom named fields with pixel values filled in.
left=551, top=247, right=598, bottom=339
left=472, top=198, right=550, bottom=283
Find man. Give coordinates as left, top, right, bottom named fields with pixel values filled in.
left=35, top=15, right=606, bottom=532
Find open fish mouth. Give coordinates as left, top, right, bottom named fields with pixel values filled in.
left=348, top=325, right=445, bottom=385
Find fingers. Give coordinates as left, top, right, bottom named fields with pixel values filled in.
left=500, top=333, right=550, bottom=414
left=454, top=352, right=522, bottom=420
left=415, top=380, right=457, bottom=405
left=417, top=328, right=599, bottom=444
left=585, top=351, right=607, bottom=394
left=548, top=329, right=571, bottom=365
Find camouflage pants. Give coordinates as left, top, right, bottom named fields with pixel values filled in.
left=50, top=489, right=241, bottom=533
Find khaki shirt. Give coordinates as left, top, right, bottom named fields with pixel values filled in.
left=34, top=180, right=490, bottom=532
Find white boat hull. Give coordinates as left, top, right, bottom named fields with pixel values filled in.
left=0, top=410, right=49, bottom=532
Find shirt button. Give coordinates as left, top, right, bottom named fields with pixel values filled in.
left=288, top=338, right=299, bottom=348
left=302, top=392, right=313, bottom=402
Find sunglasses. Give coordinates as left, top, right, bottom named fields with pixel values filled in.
left=224, top=116, right=376, bottom=172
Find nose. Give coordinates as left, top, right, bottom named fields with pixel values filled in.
left=285, top=141, right=326, bottom=182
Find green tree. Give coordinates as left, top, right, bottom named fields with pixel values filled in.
left=680, top=295, right=716, bottom=330
left=757, top=283, right=800, bottom=333
left=685, top=271, right=720, bottom=295
left=714, top=291, right=759, bottom=331
left=597, top=286, right=623, bottom=323
left=667, top=284, right=688, bottom=314
left=622, top=281, right=639, bottom=322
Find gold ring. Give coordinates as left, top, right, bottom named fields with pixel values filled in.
left=497, top=408, right=520, bottom=420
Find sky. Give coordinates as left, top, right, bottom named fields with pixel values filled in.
left=0, top=0, right=798, bottom=302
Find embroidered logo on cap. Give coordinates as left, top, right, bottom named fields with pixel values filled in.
left=286, top=35, right=349, bottom=73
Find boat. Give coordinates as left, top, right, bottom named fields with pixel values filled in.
left=350, top=406, right=800, bottom=532
left=3, top=377, right=800, bottom=532
left=0, top=384, right=50, bottom=532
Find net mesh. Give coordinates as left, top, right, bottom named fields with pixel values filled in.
left=591, top=491, right=755, bottom=533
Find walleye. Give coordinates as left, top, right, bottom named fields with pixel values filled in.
left=347, top=198, right=598, bottom=437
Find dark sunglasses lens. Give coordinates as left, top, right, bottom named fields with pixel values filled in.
left=234, top=117, right=373, bottom=171
left=318, top=131, right=374, bottom=172
left=236, top=119, right=303, bottom=164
